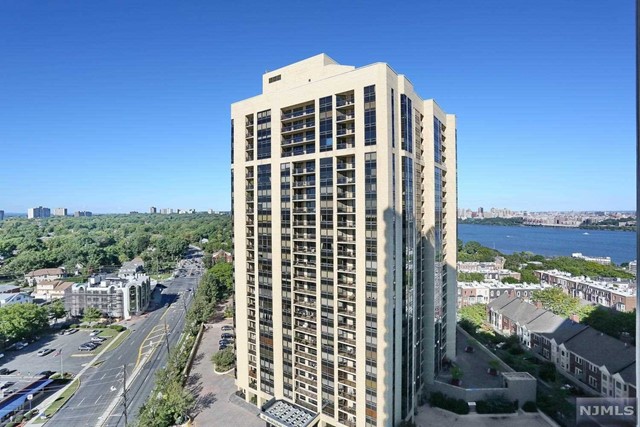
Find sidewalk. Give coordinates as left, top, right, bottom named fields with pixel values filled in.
left=187, top=318, right=262, bottom=427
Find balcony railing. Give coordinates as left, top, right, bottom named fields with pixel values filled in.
left=282, top=108, right=315, bottom=120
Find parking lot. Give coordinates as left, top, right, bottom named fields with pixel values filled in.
left=0, top=328, right=115, bottom=380
left=188, top=317, right=263, bottom=427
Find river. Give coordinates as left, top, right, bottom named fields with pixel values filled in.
left=458, top=224, right=637, bottom=265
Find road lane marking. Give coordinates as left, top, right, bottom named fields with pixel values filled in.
left=95, top=395, right=102, bottom=404
left=135, top=323, right=167, bottom=367
left=77, top=397, right=86, bottom=407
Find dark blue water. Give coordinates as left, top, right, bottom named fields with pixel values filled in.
left=458, top=224, right=637, bottom=265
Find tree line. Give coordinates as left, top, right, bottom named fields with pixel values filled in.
left=0, top=213, right=232, bottom=279
left=136, top=261, right=234, bottom=426
left=457, top=240, right=634, bottom=283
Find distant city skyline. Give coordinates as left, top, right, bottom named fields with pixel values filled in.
left=0, top=1, right=635, bottom=212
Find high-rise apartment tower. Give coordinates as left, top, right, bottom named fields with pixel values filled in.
left=231, top=54, right=457, bottom=427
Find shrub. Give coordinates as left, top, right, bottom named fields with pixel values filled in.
left=539, top=362, right=557, bottom=382
left=211, top=347, right=235, bottom=372
left=523, top=401, right=538, bottom=412
left=69, top=324, right=79, bottom=329
left=109, top=325, right=127, bottom=332
left=429, top=392, right=470, bottom=415
left=476, top=394, right=517, bottom=414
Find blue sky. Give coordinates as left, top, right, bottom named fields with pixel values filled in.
left=0, top=1, right=635, bottom=213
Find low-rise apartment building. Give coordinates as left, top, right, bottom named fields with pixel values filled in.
left=535, top=270, right=636, bottom=312
left=571, top=252, right=611, bottom=265
left=24, top=268, right=66, bottom=286
left=64, top=274, right=151, bottom=320
left=487, top=294, right=636, bottom=398
left=0, top=293, right=33, bottom=306
left=457, top=280, right=547, bottom=308
left=211, top=250, right=233, bottom=264
left=458, top=257, right=521, bottom=281
left=119, top=257, right=145, bottom=278
left=34, top=280, right=74, bottom=300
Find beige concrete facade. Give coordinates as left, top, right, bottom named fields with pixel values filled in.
left=231, top=54, right=457, bottom=427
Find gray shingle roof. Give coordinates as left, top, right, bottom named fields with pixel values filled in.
left=563, top=327, right=635, bottom=375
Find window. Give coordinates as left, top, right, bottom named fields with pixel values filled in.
left=268, top=74, right=281, bottom=83
left=364, top=86, right=376, bottom=146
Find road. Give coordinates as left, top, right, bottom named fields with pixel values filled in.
left=47, top=249, right=203, bottom=427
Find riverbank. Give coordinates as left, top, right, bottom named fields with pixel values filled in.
left=458, top=223, right=636, bottom=265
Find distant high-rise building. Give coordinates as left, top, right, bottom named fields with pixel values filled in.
left=0, top=210, right=4, bottom=221
left=149, top=206, right=157, bottom=214
left=27, top=206, right=50, bottom=219
left=232, top=54, right=457, bottom=426
left=53, top=208, right=68, bottom=217
left=74, top=211, right=92, bottom=217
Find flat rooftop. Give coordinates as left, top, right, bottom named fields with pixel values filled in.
left=260, top=399, right=318, bottom=427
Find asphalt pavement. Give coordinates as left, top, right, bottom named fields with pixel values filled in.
left=45, top=250, right=203, bottom=427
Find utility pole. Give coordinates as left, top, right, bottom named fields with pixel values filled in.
left=122, top=365, right=128, bottom=427
left=164, top=318, right=170, bottom=357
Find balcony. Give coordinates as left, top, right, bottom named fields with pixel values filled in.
left=295, top=363, right=316, bottom=374
left=295, top=374, right=318, bottom=387
left=293, top=285, right=316, bottom=297
left=336, top=162, right=355, bottom=170
left=282, top=135, right=316, bottom=146
left=338, top=389, right=357, bottom=401
left=292, top=167, right=315, bottom=175
left=293, top=220, right=316, bottom=227
left=294, top=299, right=316, bottom=309
left=338, top=347, right=356, bottom=360
left=336, top=127, right=355, bottom=136
left=336, top=176, right=355, bottom=185
left=337, top=363, right=356, bottom=374
left=338, top=401, right=356, bottom=415
left=337, top=321, right=356, bottom=332
left=336, top=192, right=355, bottom=200
left=293, top=179, right=316, bottom=188
left=336, top=98, right=355, bottom=108
left=337, top=291, right=355, bottom=302
left=293, top=234, right=317, bottom=241
left=282, top=121, right=315, bottom=134
left=295, top=386, right=317, bottom=400
left=336, top=113, right=355, bottom=122
left=282, top=107, right=315, bottom=121
left=292, top=193, right=315, bottom=201
left=337, top=335, right=356, bottom=346
left=295, top=324, right=317, bottom=335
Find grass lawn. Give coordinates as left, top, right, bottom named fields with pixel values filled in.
left=33, top=379, right=80, bottom=423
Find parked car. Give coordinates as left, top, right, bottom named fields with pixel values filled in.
left=66, top=328, right=79, bottom=335
left=221, top=333, right=234, bottom=341
left=15, top=342, right=28, bottom=350
left=78, top=344, right=94, bottom=351
left=91, top=337, right=106, bottom=342
left=0, top=353, right=4, bottom=359
left=221, top=326, right=233, bottom=332
left=0, top=381, right=14, bottom=389
left=89, top=330, right=101, bottom=337
left=37, top=371, right=56, bottom=378
left=219, top=344, right=228, bottom=351
left=37, top=348, right=54, bottom=357
left=219, top=339, right=231, bottom=346
left=0, top=369, right=11, bottom=375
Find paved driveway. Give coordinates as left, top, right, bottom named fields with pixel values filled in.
left=188, top=318, right=263, bottom=427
